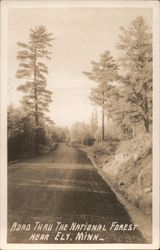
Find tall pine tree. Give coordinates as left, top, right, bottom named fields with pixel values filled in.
left=83, top=51, right=119, bottom=141
left=116, top=16, right=152, bottom=133
left=16, top=25, right=54, bottom=154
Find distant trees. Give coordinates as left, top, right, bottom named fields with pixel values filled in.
left=83, top=51, right=119, bottom=141
left=70, top=122, right=95, bottom=145
left=16, top=25, right=54, bottom=154
left=51, top=126, right=71, bottom=143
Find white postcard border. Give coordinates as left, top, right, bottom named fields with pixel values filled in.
left=0, top=1, right=160, bottom=249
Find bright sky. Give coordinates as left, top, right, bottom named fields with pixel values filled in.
left=8, top=7, right=152, bottom=127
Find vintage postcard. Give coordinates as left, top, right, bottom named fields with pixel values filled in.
left=0, top=0, right=160, bottom=249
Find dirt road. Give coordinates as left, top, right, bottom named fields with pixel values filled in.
left=8, top=143, right=145, bottom=243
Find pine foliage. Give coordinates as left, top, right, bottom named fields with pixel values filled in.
left=16, top=25, right=54, bottom=123
left=16, top=25, right=54, bottom=153
left=83, top=50, right=119, bottom=112
left=116, top=16, right=152, bottom=133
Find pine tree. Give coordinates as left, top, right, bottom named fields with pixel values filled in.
left=16, top=25, right=54, bottom=154
left=116, top=16, right=152, bottom=133
left=83, top=50, right=119, bottom=141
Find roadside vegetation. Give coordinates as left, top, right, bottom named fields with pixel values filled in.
left=8, top=102, right=70, bottom=161
left=8, top=26, right=70, bottom=161
left=70, top=16, right=152, bottom=218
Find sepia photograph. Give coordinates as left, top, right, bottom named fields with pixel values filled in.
left=0, top=0, right=160, bottom=249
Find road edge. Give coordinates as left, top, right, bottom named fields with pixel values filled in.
left=81, top=147, right=152, bottom=243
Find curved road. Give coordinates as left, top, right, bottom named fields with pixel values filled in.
left=8, top=143, right=145, bottom=243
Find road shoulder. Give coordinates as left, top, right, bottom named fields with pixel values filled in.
left=78, top=145, right=152, bottom=243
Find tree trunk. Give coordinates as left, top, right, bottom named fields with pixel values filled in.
left=101, top=87, right=105, bottom=141
left=35, top=113, right=39, bottom=155
left=34, top=45, right=39, bottom=155
left=144, top=118, right=150, bottom=133
left=144, top=97, right=150, bottom=133
left=101, top=106, right=104, bottom=141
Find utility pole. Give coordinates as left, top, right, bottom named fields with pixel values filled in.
left=101, top=84, right=105, bottom=142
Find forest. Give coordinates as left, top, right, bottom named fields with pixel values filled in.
left=8, top=16, right=152, bottom=162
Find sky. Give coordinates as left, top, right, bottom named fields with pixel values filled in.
left=8, top=7, right=152, bottom=128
